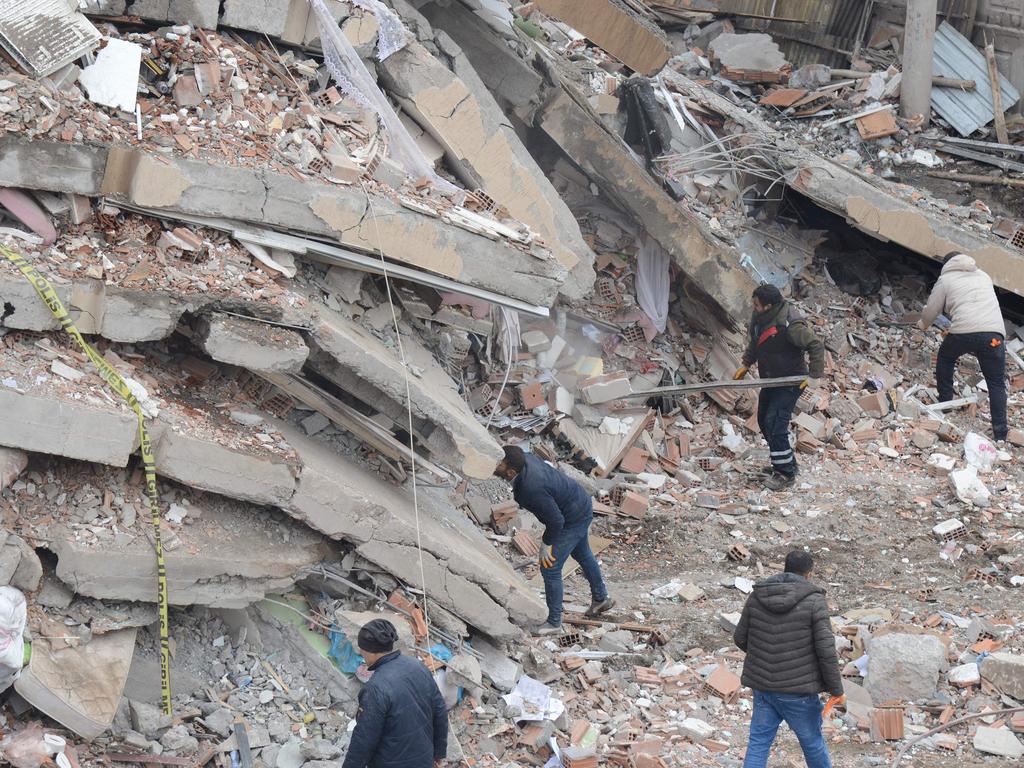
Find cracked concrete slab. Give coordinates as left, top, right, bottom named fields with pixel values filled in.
left=0, top=375, right=540, bottom=636
left=46, top=492, right=329, bottom=608
left=0, top=136, right=568, bottom=308
left=281, top=422, right=545, bottom=638
left=377, top=36, right=596, bottom=299
left=538, top=88, right=756, bottom=327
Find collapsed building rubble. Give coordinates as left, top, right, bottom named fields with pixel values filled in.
left=0, top=0, right=1023, bottom=766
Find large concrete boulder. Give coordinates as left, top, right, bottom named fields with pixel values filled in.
left=866, top=633, right=946, bottom=703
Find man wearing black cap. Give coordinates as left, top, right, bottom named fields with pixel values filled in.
left=342, top=619, right=449, bottom=768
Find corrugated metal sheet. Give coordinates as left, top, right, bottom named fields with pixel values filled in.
left=932, top=20, right=1020, bottom=136
left=0, top=0, right=100, bottom=77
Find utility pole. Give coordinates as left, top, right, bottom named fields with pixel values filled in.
left=900, top=0, right=937, bottom=127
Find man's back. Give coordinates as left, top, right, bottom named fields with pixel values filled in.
left=922, top=254, right=1003, bottom=335
left=733, top=573, right=843, bottom=696
left=513, top=453, right=590, bottom=522
left=344, top=652, right=447, bottom=768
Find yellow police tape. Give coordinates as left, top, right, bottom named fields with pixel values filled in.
left=0, top=244, right=172, bottom=715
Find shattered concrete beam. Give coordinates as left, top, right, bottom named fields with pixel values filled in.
left=377, top=35, right=596, bottom=299
left=0, top=136, right=567, bottom=308
left=538, top=88, right=756, bottom=326
left=665, top=74, right=1024, bottom=300
left=0, top=270, right=308, bottom=343
left=0, top=265, right=496, bottom=478
left=0, top=383, right=542, bottom=636
left=533, top=0, right=670, bottom=76
left=306, top=304, right=503, bottom=479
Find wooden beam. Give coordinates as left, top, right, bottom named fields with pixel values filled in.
left=625, top=375, right=808, bottom=399
left=985, top=40, right=1010, bottom=145
left=926, top=171, right=1024, bottom=188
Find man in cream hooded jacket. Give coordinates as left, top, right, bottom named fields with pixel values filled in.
left=918, top=253, right=1008, bottom=441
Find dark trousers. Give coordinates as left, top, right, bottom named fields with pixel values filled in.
left=540, top=511, right=607, bottom=626
left=757, top=385, right=802, bottom=477
left=936, top=332, right=1008, bottom=440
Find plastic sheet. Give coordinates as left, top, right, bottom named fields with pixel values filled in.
left=0, top=585, right=26, bottom=693
left=311, top=0, right=456, bottom=192
left=351, top=0, right=408, bottom=60
left=635, top=234, right=670, bottom=333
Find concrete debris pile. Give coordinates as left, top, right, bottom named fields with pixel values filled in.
left=0, top=0, right=1022, bottom=766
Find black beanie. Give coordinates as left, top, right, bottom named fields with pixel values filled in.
left=357, top=619, right=399, bottom=653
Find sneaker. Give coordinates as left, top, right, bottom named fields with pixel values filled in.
left=531, top=622, right=563, bottom=637
left=585, top=597, right=615, bottom=618
left=763, top=472, right=795, bottom=491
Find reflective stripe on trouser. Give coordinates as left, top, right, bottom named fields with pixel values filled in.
left=757, top=386, right=802, bottom=477
left=770, top=447, right=794, bottom=469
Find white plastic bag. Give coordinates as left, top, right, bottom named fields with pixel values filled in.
left=0, top=585, right=27, bottom=693
left=964, top=432, right=997, bottom=473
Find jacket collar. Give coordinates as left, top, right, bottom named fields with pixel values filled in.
left=368, top=650, right=401, bottom=671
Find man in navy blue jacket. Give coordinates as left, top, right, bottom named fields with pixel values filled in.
left=342, top=619, right=448, bottom=768
left=494, top=446, right=614, bottom=635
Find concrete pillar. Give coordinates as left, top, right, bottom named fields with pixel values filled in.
left=900, top=0, right=938, bottom=127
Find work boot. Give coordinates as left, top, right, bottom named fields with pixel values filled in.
left=585, top=597, right=615, bottom=618
left=763, top=472, right=795, bottom=491
left=531, top=622, right=563, bottom=637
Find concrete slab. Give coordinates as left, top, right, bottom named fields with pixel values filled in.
left=49, top=499, right=328, bottom=607
left=377, top=36, right=595, bottom=299
left=538, top=88, right=755, bottom=328
left=198, top=313, right=309, bottom=374
left=281, top=423, right=545, bottom=639
left=150, top=424, right=297, bottom=507
left=0, top=390, right=138, bottom=466
left=0, top=136, right=566, bottom=307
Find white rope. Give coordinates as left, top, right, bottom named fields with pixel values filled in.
left=359, top=180, right=431, bottom=639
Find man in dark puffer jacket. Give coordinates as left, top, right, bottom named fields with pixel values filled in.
left=342, top=619, right=448, bottom=768
left=734, top=551, right=844, bottom=768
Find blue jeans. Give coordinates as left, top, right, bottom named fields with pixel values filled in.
left=743, top=691, right=831, bottom=768
left=936, top=332, right=1008, bottom=440
left=540, top=512, right=607, bottom=625
left=757, top=386, right=802, bottom=477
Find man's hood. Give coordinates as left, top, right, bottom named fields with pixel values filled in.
left=751, top=572, right=823, bottom=614
left=941, top=254, right=978, bottom=275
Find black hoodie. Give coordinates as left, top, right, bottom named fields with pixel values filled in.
left=733, top=572, right=843, bottom=696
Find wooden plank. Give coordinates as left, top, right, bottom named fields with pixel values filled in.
left=562, top=614, right=659, bottom=634
left=927, top=171, right=1024, bottom=188
left=985, top=40, right=1010, bottom=145
left=929, top=142, right=1024, bottom=172
left=597, top=408, right=654, bottom=478
left=626, top=375, right=807, bottom=398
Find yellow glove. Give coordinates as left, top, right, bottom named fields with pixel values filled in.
left=539, top=544, right=556, bottom=569
left=800, top=378, right=809, bottom=390
left=733, top=366, right=748, bottom=381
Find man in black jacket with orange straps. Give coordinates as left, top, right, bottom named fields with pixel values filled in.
left=734, top=284, right=826, bottom=491
left=734, top=551, right=844, bottom=768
